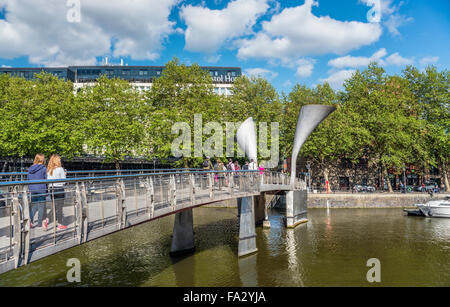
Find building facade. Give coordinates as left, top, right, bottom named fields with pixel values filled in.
left=0, top=65, right=242, bottom=96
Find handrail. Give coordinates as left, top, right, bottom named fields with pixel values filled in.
left=0, top=168, right=201, bottom=176
left=0, top=170, right=264, bottom=187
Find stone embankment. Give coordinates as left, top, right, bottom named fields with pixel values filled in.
left=205, top=193, right=445, bottom=209
left=307, top=193, right=437, bottom=208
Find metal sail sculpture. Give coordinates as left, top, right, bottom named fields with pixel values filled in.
left=236, top=117, right=258, bottom=162
left=290, top=105, right=336, bottom=185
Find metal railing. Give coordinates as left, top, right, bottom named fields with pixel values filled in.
left=0, top=169, right=301, bottom=274
left=0, top=168, right=202, bottom=183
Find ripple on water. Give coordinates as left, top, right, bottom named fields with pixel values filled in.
left=0, top=207, right=449, bottom=286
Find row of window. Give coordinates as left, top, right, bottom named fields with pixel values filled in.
left=1, top=71, right=65, bottom=78
left=1, top=67, right=241, bottom=83
left=210, top=71, right=236, bottom=77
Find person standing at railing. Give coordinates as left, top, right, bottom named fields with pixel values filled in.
left=47, top=154, right=68, bottom=231
left=242, top=161, right=249, bottom=170
left=249, top=159, right=258, bottom=171
left=28, top=154, right=48, bottom=230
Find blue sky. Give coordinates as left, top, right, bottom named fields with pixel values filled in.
left=0, top=0, right=448, bottom=92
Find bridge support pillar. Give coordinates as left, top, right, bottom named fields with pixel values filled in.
left=170, top=209, right=195, bottom=256
left=238, top=197, right=258, bottom=257
left=253, top=193, right=265, bottom=226
left=286, top=190, right=308, bottom=228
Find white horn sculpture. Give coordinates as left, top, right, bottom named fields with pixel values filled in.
left=236, top=117, right=258, bottom=162
left=290, top=105, right=336, bottom=185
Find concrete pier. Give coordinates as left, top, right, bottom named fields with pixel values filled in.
left=286, top=190, right=308, bottom=228
left=170, top=209, right=195, bottom=256
left=238, top=197, right=257, bottom=257
left=253, top=193, right=266, bottom=226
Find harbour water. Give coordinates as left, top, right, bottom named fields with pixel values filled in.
left=0, top=208, right=449, bottom=287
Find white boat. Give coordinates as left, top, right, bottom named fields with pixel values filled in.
left=405, top=195, right=450, bottom=218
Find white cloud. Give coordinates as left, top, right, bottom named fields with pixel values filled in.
left=180, top=0, right=269, bottom=53
left=0, top=0, right=177, bottom=66
left=244, top=68, right=278, bottom=80
left=296, top=59, right=315, bottom=78
left=385, top=14, right=413, bottom=36
left=237, top=0, right=382, bottom=61
left=419, top=56, right=439, bottom=67
left=328, top=48, right=387, bottom=69
left=320, top=69, right=356, bottom=89
left=386, top=52, right=413, bottom=66
left=205, top=54, right=221, bottom=63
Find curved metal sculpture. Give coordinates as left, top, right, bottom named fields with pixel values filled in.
left=290, top=105, right=336, bottom=185
left=236, top=117, right=258, bottom=162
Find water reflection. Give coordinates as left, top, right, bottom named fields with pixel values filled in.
left=238, top=254, right=258, bottom=287
left=285, top=229, right=304, bottom=286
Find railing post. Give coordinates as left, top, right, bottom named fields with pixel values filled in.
left=75, top=182, right=89, bottom=243
left=170, top=175, right=177, bottom=211
left=190, top=173, right=196, bottom=205
left=11, top=186, right=22, bottom=268
left=115, top=179, right=126, bottom=230
left=21, top=185, right=31, bottom=264
left=209, top=172, right=213, bottom=199
left=145, top=177, right=155, bottom=219
left=229, top=172, right=234, bottom=196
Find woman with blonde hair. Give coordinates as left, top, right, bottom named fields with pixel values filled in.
left=28, top=154, right=48, bottom=229
left=47, top=154, right=67, bottom=230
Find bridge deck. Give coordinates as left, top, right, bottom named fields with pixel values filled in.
left=0, top=170, right=305, bottom=274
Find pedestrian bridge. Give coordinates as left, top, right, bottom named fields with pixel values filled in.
left=0, top=169, right=307, bottom=274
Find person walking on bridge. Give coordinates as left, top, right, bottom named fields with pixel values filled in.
left=28, top=154, right=48, bottom=230
left=47, top=154, right=68, bottom=231
left=202, top=157, right=213, bottom=170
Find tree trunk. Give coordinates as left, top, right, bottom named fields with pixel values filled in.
left=323, top=167, right=331, bottom=193
left=383, top=167, right=393, bottom=193
left=115, top=160, right=121, bottom=171
left=443, top=162, right=450, bottom=193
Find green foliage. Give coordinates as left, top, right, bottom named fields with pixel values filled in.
left=0, top=73, right=83, bottom=159
left=145, top=58, right=223, bottom=167
left=0, top=59, right=447, bottom=189
left=77, top=75, right=146, bottom=169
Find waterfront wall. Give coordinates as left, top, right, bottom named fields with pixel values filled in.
left=306, top=193, right=434, bottom=208
left=205, top=193, right=439, bottom=209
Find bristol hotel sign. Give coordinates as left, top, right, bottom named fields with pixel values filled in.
left=212, top=75, right=238, bottom=83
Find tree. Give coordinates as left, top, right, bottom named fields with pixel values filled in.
left=344, top=63, right=427, bottom=192
left=145, top=58, right=223, bottom=167
left=403, top=66, right=450, bottom=192
left=0, top=73, right=83, bottom=159
left=79, top=75, right=145, bottom=169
